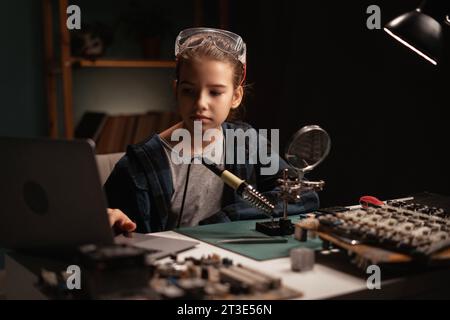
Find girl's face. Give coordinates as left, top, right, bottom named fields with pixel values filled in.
left=175, top=58, right=243, bottom=133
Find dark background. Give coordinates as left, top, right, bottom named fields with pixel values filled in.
left=232, top=0, right=450, bottom=207
left=1, top=0, right=449, bottom=209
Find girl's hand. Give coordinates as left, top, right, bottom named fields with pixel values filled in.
left=107, top=208, right=137, bottom=235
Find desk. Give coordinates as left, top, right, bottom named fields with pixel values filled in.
left=150, top=230, right=450, bottom=299
left=4, top=229, right=450, bottom=299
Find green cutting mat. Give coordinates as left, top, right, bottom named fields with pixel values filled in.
left=176, top=217, right=322, bottom=261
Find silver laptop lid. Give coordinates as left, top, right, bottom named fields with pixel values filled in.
left=0, top=137, right=114, bottom=250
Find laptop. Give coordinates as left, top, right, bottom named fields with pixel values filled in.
left=0, top=136, right=197, bottom=259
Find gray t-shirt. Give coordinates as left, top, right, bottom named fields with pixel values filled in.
left=161, top=137, right=224, bottom=228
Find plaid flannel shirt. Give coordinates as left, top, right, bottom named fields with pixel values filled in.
left=104, top=122, right=320, bottom=233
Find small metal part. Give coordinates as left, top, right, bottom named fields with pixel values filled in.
left=290, top=248, right=315, bottom=272
left=277, top=169, right=325, bottom=219
left=218, top=238, right=288, bottom=244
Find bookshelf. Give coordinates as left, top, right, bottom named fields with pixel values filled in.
left=75, top=111, right=180, bottom=154
left=73, top=59, right=176, bottom=68
left=42, top=0, right=229, bottom=140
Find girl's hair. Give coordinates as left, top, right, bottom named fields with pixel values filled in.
left=175, top=34, right=246, bottom=121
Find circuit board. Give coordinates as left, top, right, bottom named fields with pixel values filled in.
left=35, top=251, right=302, bottom=300
left=150, top=254, right=302, bottom=300
left=318, top=202, right=450, bottom=259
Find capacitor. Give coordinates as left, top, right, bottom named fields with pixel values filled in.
left=222, top=258, right=233, bottom=267
left=201, top=267, right=209, bottom=280
left=290, top=248, right=315, bottom=272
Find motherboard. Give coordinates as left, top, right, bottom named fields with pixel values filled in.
left=318, top=196, right=450, bottom=258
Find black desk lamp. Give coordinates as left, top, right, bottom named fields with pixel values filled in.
left=384, top=0, right=449, bottom=65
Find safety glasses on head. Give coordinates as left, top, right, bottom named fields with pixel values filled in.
left=175, top=27, right=247, bottom=65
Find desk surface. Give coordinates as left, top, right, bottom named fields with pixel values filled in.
left=5, top=229, right=450, bottom=299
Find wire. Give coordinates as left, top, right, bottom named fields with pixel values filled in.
left=177, top=159, right=192, bottom=228
left=160, top=132, right=226, bottom=227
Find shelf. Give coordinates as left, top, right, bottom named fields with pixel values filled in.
left=43, top=0, right=228, bottom=139
left=72, top=59, right=176, bottom=68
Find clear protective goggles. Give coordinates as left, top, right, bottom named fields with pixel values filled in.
left=175, top=27, right=247, bottom=65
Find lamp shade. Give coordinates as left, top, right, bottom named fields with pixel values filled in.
left=384, top=9, right=442, bottom=65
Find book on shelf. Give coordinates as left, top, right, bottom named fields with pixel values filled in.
left=76, top=111, right=180, bottom=154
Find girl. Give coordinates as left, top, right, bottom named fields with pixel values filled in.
left=105, top=27, right=319, bottom=234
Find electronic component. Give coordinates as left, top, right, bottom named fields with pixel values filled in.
left=290, top=248, right=315, bottom=272
left=295, top=217, right=319, bottom=241
left=387, top=198, right=448, bottom=218
left=318, top=202, right=450, bottom=258
left=35, top=249, right=301, bottom=300
left=36, top=244, right=157, bottom=299
left=150, top=254, right=301, bottom=299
